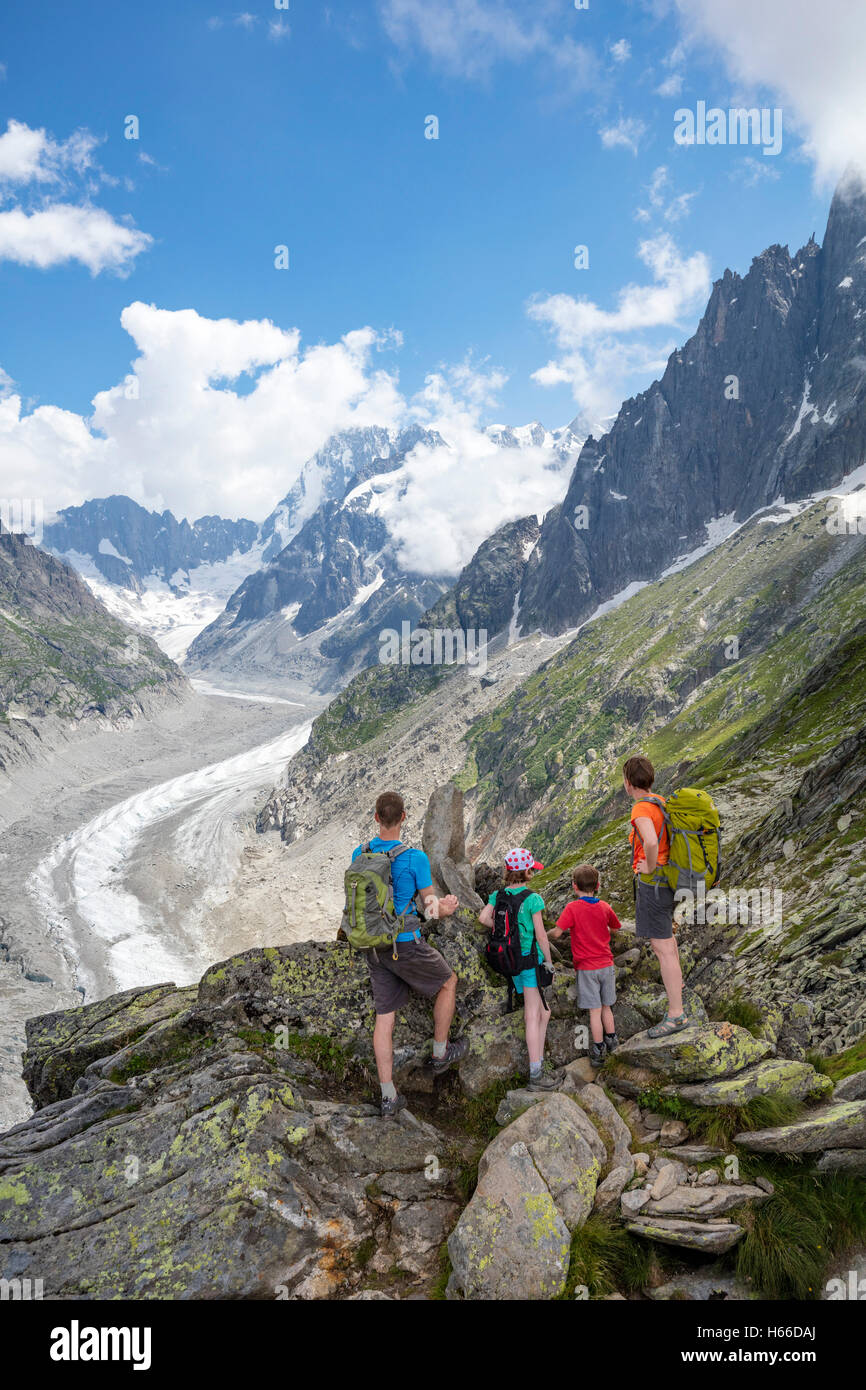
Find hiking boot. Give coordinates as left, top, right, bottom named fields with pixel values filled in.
left=528, top=1064, right=558, bottom=1091
left=589, top=1041, right=606, bottom=1069
left=604, top=1031, right=619, bottom=1054
left=380, top=1093, right=408, bottom=1119
left=431, top=1036, right=470, bottom=1075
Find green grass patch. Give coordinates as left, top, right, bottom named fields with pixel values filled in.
left=709, top=991, right=764, bottom=1037
left=561, top=1213, right=657, bottom=1299
left=636, top=1086, right=805, bottom=1150
left=811, top=1036, right=866, bottom=1082
left=734, top=1163, right=866, bottom=1299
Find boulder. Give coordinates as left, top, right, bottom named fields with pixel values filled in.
left=571, top=1084, right=634, bottom=1173
left=649, top=1162, right=685, bottom=1201
left=661, top=1144, right=725, bottom=1162
left=834, top=1071, right=866, bottom=1102
left=440, top=856, right=483, bottom=913
left=615, top=1022, right=771, bottom=1083
left=480, top=1094, right=601, bottom=1231
left=642, top=1183, right=771, bottom=1220
left=377, top=1198, right=460, bottom=1276
left=815, top=1149, right=866, bottom=1174
left=422, top=783, right=470, bottom=897
left=621, top=1188, right=651, bottom=1215
left=734, top=1100, right=866, bottom=1153
left=494, top=1089, right=548, bottom=1126
left=659, top=1120, right=690, bottom=1145
left=447, top=1141, right=571, bottom=1300
left=593, top=1165, right=632, bottom=1213
left=661, top=1058, right=832, bottom=1107
left=625, top=1216, right=746, bottom=1254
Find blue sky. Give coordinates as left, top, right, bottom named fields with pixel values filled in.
left=0, top=0, right=861, bottom=530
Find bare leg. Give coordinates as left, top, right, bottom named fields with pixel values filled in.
left=601, top=1005, right=616, bottom=1035
left=589, top=1006, right=604, bottom=1043
left=373, top=1011, right=396, bottom=1085
left=432, top=972, right=458, bottom=1044
left=523, top=987, right=546, bottom=1065
left=650, top=937, right=684, bottom=1017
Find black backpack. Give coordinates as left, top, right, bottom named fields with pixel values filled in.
left=484, top=889, right=550, bottom=1012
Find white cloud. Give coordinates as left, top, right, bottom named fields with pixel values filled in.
left=673, top=0, right=866, bottom=185
left=0, top=203, right=153, bottom=275
left=0, top=307, right=409, bottom=525
left=635, top=165, right=697, bottom=223
left=610, top=39, right=631, bottom=64
left=528, top=233, right=711, bottom=426
left=0, top=120, right=151, bottom=275
left=599, top=117, right=646, bottom=156
left=268, top=19, right=291, bottom=42
left=380, top=0, right=550, bottom=80
left=363, top=363, right=569, bottom=575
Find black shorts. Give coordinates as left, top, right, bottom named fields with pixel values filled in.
left=365, top=938, right=455, bottom=1015
left=635, top=879, right=675, bottom=939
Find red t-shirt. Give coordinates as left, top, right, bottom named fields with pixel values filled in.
left=556, top=897, right=622, bottom=971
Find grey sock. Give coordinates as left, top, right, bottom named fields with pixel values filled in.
left=381, top=1081, right=397, bottom=1100
left=529, top=1060, right=543, bottom=1078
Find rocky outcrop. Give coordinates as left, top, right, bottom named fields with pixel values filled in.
left=660, top=1059, right=833, bottom=1107
left=615, top=1022, right=771, bottom=1082
left=0, top=531, right=188, bottom=769
left=733, top=1100, right=866, bottom=1154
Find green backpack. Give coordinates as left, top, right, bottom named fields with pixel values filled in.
left=637, top=788, right=722, bottom=893
left=341, top=843, right=420, bottom=953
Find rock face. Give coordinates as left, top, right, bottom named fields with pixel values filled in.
left=518, top=172, right=866, bottom=635
left=0, top=530, right=188, bottom=769
left=478, top=1094, right=601, bottom=1233
left=422, top=783, right=474, bottom=901
left=42, top=494, right=259, bottom=593
left=615, top=1022, right=771, bottom=1082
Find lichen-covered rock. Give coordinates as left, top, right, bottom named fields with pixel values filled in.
left=734, top=1100, right=866, bottom=1153
left=479, top=1094, right=601, bottom=1231
left=22, top=984, right=197, bottom=1107
left=447, top=1141, right=571, bottom=1300
left=661, top=1059, right=832, bottom=1107
left=649, top=1266, right=757, bottom=1300
left=615, top=1022, right=771, bottom=1082
left=625, top=1216, right=746, bottom=1254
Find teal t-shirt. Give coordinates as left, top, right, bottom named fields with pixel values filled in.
left=488, top=887, right=545, bottom=957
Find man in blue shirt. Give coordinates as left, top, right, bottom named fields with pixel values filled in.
left=353, top=790, right=468, bottom=1117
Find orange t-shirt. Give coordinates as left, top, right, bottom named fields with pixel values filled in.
left=630, top=797, right=669, bottom=873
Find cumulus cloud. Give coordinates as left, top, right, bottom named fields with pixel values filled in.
left=673, top=0, right=866, bottom=185
left=380, top=0, right=550, bottom=79
left=528, top=233, right=711, bottom=427
left=0, top=119, right=151, bottom=275
left=610, top=39, right=631, bottom=64
left=361, top=362, right=571, bottom=575
left=0, top=307, right=408, bottom=524
left=599, top=117, right=647, bottom=156
left=0, top=313, right=580, bottom=578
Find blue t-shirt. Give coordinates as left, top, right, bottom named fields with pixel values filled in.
left=351, top=838, right=432, bottom=917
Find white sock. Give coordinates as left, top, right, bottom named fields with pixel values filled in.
left=432, top=1040, right=447, bottom=1060
left=381, top=1081, right=397, bottom=1100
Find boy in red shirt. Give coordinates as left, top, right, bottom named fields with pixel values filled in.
left=549, top=863, right=622, bottom=1068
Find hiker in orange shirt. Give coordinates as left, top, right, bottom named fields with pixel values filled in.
left=623, top=754, right=688, bottom=1038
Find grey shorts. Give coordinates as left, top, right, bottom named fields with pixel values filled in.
left=635, top=879, right=675, bottom=939
left=365, top=937, right=454, bottom=1015
left=577, top=965, right=616, bottom=1010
